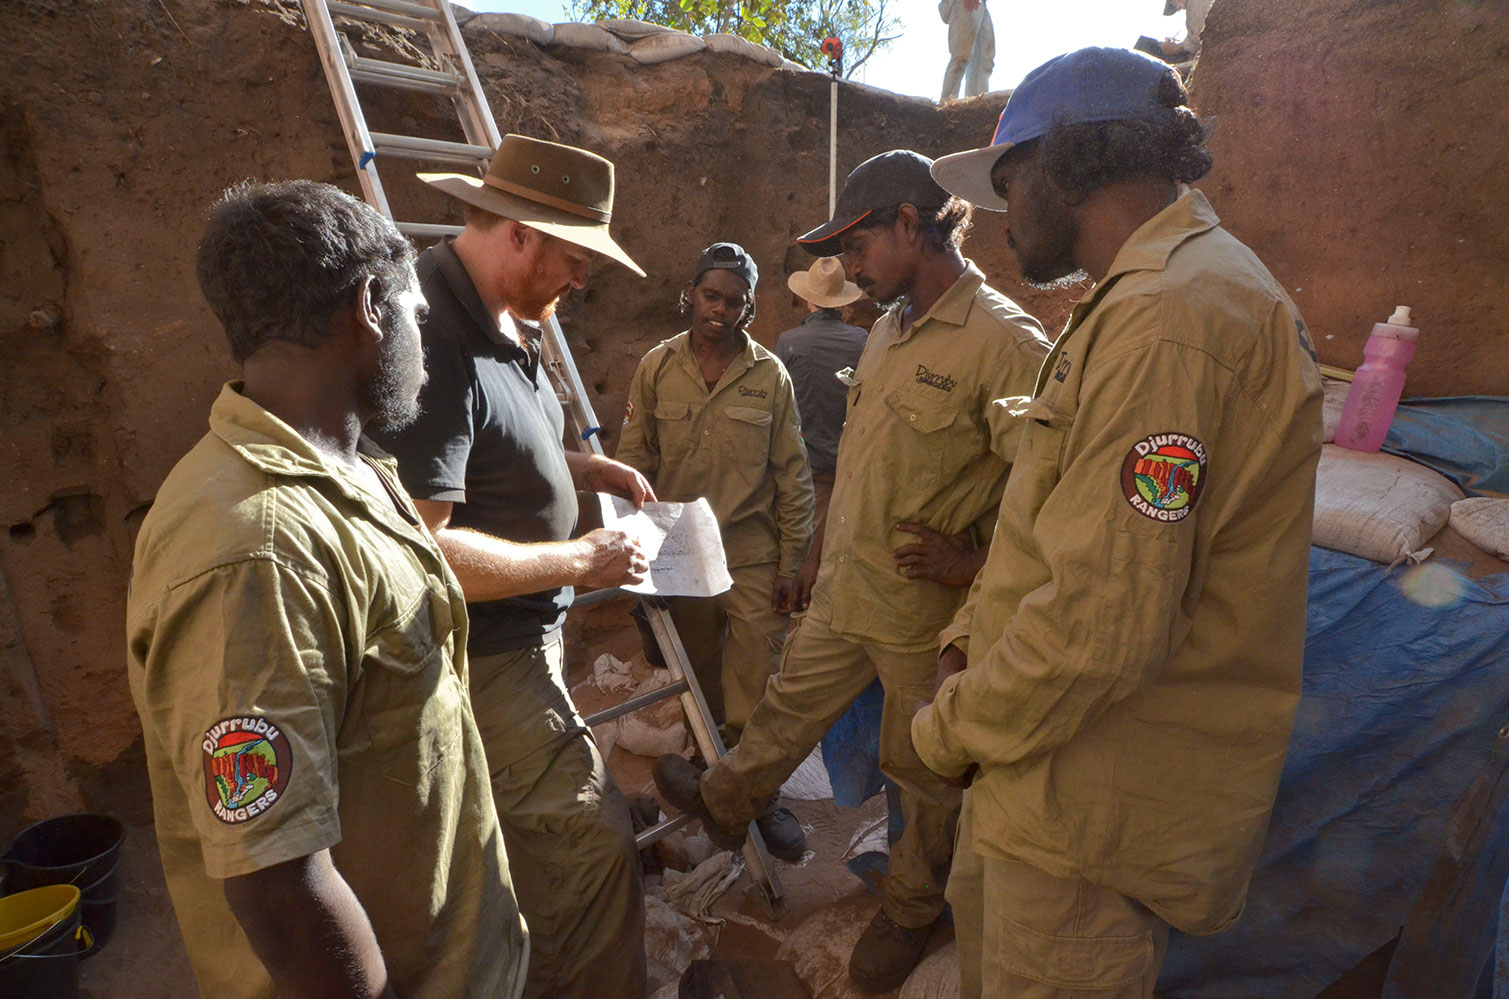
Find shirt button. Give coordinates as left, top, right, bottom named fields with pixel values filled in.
left=703, top=430, right=710, bottom=437
left=839, top=555, right=848, bottom=563
left=839, top=516, right=846, bottom=524
left=909, top=414, right=917, bottom=422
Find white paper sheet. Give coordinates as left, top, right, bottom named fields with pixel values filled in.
left=601, top=495, right=733, bottom=597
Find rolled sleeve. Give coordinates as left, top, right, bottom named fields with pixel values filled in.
left=138, top=558, right=347, bottom=879
left=613, top=353, right=660, bottom=479
left=928, top=341, right=1223, bottom=770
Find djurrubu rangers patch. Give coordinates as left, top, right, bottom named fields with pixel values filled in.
left=202, top=716, right=292, bottom=824
left=1121, top=432, right=1208, bottom=522
left=622, top=399, right=634, bottom=426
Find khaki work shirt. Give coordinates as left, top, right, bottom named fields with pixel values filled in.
left=913, top=191, right=1323, bottom=933
left=616, top=331, right=814, bottom=575
left=126, top=384, right=526, bottom=999
left=815, top=262, right=1050, bottom=651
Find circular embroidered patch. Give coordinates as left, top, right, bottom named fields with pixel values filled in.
left=202, top=716, right=292, bottom=824
left=1121, top=432, right=1208, bottom=522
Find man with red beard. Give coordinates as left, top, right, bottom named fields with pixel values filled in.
left=374, top=135, right=652, bottom=999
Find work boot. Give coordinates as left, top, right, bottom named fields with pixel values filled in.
left=755, top=807, right=807, bottom=862
left=652, top=754, right=747, bottom=852
left=848, top=909, right=934, bottom=992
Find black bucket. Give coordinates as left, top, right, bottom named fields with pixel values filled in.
left=0, top=896, right=89, bottom=999
left=2, top=814, right=124, bottom=956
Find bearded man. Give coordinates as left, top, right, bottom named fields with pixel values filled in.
left=373, top=135, right=652, bottom=999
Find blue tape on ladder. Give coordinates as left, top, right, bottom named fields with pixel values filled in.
left=359, top=150, right=376, bottom=169
left=582, top=426, right=602, bottom=441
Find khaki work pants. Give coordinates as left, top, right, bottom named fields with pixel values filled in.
left=700, top=605, right=962, bottom=927
left=469, top=633, right=647, bottom=999
left=948, top=794, right=1168, bottom=999
left=666, top=562, right=787, bottom=736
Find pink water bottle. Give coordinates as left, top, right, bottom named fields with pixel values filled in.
left=1335, top=306, right=1419, bottom=452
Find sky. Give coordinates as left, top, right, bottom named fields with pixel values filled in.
left=465, top=0, right=1189, bottom=100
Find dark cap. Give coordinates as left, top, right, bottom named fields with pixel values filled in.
left=797, top=150, right=951, bottom=257
left=693, top=242, right=758, bottom=290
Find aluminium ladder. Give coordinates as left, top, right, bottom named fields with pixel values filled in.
left=298, top=0, right=786, bottom=917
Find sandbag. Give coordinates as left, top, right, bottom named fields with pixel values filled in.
left=614, top=685, right=689, bottom=757
left=898, top=941, right=960, bottom=999
left=551, top=22, right=631, bottom=54
left=775, top=897, right=882, bottom=999
left=467, top=12, right=554, bottom=47
left=1312, top=444, right=1463, bottom=565
left=703, top=32, right=782, bottom=67
left=598, top=17, right=674, bottom=39
left=1321, top=378, right=1349, bottom=443
left=1449, top=496, right=1509, bottom=560
left=631, top=31, right=708, bottom=64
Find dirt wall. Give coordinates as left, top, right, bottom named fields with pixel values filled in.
left=3, top=0, right=1506, bottom=835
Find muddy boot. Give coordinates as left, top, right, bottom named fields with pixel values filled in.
left=754, top=808, right=806, bottom=862
left=847, top=909, right=934, bottom=992
left=652, top=754, right=748, bottom=852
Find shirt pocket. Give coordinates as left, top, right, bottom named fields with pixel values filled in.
left=722, top=405, right=774, bottom=466
left=653, top=399, right=695, bottom=455
left=1006, top=397, right=1075, bottom=523
left=884, top=388, right=978, bottom=486
left=359, top=580, right=465, bottom=789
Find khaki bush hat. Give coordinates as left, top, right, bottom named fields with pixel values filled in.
left=787, top=256, right=862, bottom=308
left=419, top=134, right=644, bottom=276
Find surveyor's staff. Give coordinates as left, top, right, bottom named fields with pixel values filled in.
left=822, top=37, right=844, bottom=216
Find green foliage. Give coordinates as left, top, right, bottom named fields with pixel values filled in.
left=567, top=0, right=901, bottom=76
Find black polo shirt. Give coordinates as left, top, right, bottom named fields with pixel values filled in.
left=373, top=237, right=577, bottom=654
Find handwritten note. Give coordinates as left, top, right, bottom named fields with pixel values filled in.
left=601, top=496, right=733, bottom=597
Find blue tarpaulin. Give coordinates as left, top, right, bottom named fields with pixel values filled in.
left=816, top=396, right=1509, bottom=996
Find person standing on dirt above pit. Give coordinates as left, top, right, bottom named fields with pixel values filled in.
left=370, top=134, right=652, bottom=999
left=775, top=255, right=868, bottom=569
left=127, top=180, right=526, bottom=999
left=654, top=150, right=1050, bottom=993
left=615, top=242, right=814, bottom=768
left=939, top=0, right=995, bottom=102
left=917, top=46, right=1322, bottom=997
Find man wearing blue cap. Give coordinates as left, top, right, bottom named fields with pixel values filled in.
left=918, top=48, right=1322, bottom=996
left=656, top=151, right=1050, bottom=991
left=616, top=243, right=814, bottom=764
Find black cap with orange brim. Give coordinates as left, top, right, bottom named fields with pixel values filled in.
left=797, top=150, right=953, bottom=257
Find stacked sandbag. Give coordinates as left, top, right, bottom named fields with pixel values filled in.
left=898, top=942, right=960, bottom=999
left=1449, top=497, right=1509, bottom=560
left=1311, top=444, right=1463, bottom=564
left=630, top=31, right=707, bottom=65
left=703, top=32, right=783, bottom=67
left=1320, top=378, right=1349, bottom=443
left=467, top=12, right=554, bottom=46
left=596, top=17, right=673, bottom=39
left=551, top=21, right=631, bottom=54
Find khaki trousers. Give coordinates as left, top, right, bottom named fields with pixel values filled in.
left=470, top=634, right=647, bottom=999
left=948, top=794, right=1168, bottom=999
left=665, top=562, right=787, bottom=735
left=700, top=606, right=961, bottom=927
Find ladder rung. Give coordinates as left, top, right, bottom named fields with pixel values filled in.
left=397, top=221, right=462, bottom=239
left=328, top=0, right=428, bottom=30
left=346, top=53, right=459, bottom=93
left=371, top=131, right=492, bottom=166
left=337, top=0, right=443, bottom=22
left=635, top=812, right=693, bottom=850
left=570, top=585, right=628, bottom=609
left=582, top=680, right=690, bottom=729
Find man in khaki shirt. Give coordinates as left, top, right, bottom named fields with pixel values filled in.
left=127, top=181, right=525, bottom=999
left=920, top=48, right=1322, bottom=997
left=656, top=152, right=1050, bottom=991
left=616, top=243, right=814, bottom=754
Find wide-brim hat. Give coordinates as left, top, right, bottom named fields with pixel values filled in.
left=419, top=134, right=644, bottom=276
left=932, top=47, right=1178, bottom=211
left=787, top=256, right=861, bottom=308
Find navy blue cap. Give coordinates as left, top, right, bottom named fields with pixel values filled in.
left=693, top=242, right=758, bottom=290
left=932, top=47, right=1181, bottom=210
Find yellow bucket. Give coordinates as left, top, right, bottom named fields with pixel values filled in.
left=0, top=885, right=81, bottom=953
